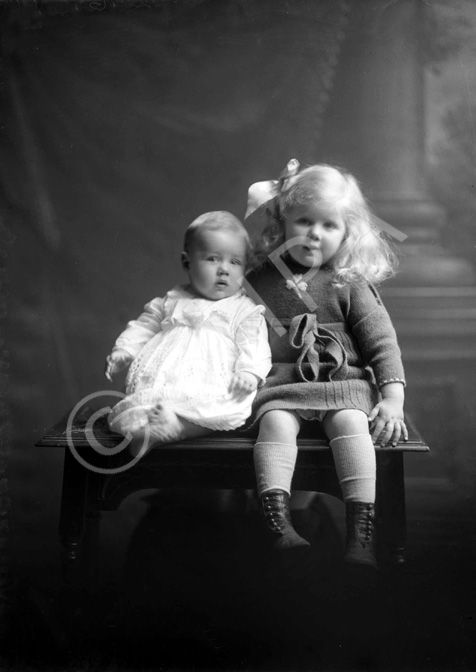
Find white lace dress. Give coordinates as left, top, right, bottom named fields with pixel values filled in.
left=108, top=285, right=272, bottom=434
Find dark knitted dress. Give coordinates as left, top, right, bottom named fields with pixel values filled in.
left=245, top=259, right=405, bottom=425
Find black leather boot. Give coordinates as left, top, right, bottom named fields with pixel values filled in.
left=260, top=490, right=311, bottom=553
left=345, top=501, right=378, bottom=568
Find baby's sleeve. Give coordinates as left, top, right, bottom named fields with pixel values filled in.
left=234, top=305, right=272, bottom=384
left=113, top=297, right=165, bottom=359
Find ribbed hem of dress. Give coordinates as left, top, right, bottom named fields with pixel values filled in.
left=248, top=379, right=377, bottom=428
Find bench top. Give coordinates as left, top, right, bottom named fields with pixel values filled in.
left=36, top=406, right=430, bottom=453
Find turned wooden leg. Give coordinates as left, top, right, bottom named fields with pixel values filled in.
left=81, top=509, right=102, bottom=588
left=376, top=452, right=407, bottom=566
left=58, top=447, right=88, bottom=598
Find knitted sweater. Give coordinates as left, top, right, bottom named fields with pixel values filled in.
left=245, top=259, right=405, bottom=424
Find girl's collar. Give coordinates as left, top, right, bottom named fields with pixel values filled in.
left=279, top=252, right=332, bottom=276
left=250, top=253, right=333, bottom=277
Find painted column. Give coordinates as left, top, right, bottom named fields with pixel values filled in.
left=323, top=0, right=475, bottom=285
left=321, top=0, right=476, bottom=492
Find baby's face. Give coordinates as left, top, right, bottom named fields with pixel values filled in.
left=185, top=230, right=247, bottom=300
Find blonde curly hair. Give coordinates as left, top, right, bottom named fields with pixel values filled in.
left=251, top=164, right=397, bottom=286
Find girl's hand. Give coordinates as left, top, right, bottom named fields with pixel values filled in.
left=368, top=398, right=408, bottom=447
left=229, top=372, right=258, bottom=399
left=105, top=349, right=132, bottom=382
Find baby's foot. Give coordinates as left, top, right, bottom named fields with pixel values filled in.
left=146, top=402, right=184, bottom=444
left=109, top=405, right=148, bottom=436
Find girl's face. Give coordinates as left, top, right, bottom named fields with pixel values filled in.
left=183, top=229, right=247, bottom=300
left=283, top=201, right=346, bottom=268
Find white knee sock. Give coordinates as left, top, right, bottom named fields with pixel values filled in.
left=253, top=442, right=298, bottom=496
left=329, top=434, right=376, bottom=503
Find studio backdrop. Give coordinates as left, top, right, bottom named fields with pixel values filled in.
left=0, top=0, right=349, bottom=569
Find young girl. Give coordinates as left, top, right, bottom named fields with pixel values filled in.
left=245, top=160, right=407, bottom=569
left=105, top=211, right=272, bottom=455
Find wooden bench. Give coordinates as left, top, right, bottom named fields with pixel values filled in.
left=36, top=406, right=429, bottom=592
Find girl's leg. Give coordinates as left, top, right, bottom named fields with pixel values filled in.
left=255, top=409, right=301, bottom=495
left=323, top=409, right=376, bottom=503
left=254, top=410, right=310, bottom=553
left=323, top=409, right=378, bottom=568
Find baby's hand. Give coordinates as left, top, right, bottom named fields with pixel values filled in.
left=229, top=372, right=258, bottom=399
left=104, top=349, right=132, bottom=382
left=368, top=399, right=408, bottom=447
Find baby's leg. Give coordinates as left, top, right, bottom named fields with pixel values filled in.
left=254, top=410, right=310, bottom=553
left=146, top=403, right=186, bottom=442
left=128, top=404, right=211, bottom=458
left=323, top=409, right=377, bottom=568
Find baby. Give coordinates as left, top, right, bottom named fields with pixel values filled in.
left=105, top=211, right=272, bottom=456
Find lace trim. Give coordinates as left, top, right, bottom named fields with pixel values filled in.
left=165, top=285, right=254, bottom=326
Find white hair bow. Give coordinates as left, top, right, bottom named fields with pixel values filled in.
left=244, top=158, right=300, bottom=223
